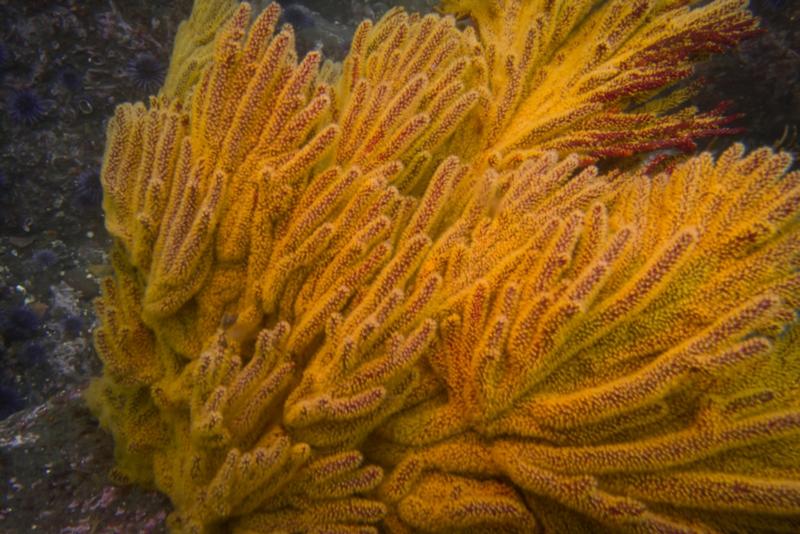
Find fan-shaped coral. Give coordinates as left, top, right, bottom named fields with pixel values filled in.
left=86, top=0, right=800, bottom=532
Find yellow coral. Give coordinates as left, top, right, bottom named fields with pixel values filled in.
left=86, top=0, right=800, bottom=532
left=441, top=0, right=760, bottom=165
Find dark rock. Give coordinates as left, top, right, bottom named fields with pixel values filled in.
left=0, top=387, right=170, bottom=532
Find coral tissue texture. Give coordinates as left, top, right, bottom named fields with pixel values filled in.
left=86, top=0, right=800, bottom=532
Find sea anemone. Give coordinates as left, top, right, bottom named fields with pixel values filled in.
left=1, top=306, right=41, bottom=342
left=5, top=89, right=46, bottom=124
left=57, top=65, right=83, bottom=92
left=22, top=342, right=46, bottom=363
left=126, top=53, right=166, bottom=94
left=74, top=169, right=102, bottom=208
left=32, top=248, right=59, bottom=270
left=63, top=315, right=83, bottom=337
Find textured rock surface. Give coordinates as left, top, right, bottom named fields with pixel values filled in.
left=0, top=387, right=169, bottom=533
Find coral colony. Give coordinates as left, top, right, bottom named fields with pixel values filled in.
left=87, top=1, right=800, bottom=532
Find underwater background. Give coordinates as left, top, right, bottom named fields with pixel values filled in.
left=0, top=0, right=798, bottom=531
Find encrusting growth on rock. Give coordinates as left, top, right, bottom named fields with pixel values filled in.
left=87, top=0, right=800, bottom=532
